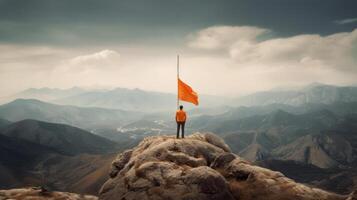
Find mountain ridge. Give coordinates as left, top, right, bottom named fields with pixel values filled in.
left=235, top=84, right=357, bottom=106
left=0, top=99, right=141, bottom=129
left=0, top=119, right=117, bottom=155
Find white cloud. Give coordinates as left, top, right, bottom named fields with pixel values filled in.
left=334, top=18, right=357, bottom=25
left=0, top=47, right=122, bottom=97
left=189, top=26, right=357, bottom=72
left=184, top=26, right=357, bottom=95
left=70, top=49, right=120, bottom=65
left=68, top=49, right=120, bottom=70
left=187, top=26, right=269, bottom=50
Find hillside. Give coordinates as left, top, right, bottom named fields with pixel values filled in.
left=272, top=133, right=355, bottom=168
left=0, top=134, right=55, bottom=168
left=189, top=106, right=357, bottom=169
left=99, top=133, right=352, bottom=200
left=0, top=99, right=141, bottom=129
left=257, top=159, right=357, bottom=194
left=0, top=120, right=118, bottom=195
left=0, top=118, right=11, bottom=128
left=39, top=153, right=116, bottom=195
left=0, top=134, right=57, bottom=188
left=0, top=144, right=114, bottom=195
left=0, top=119, right=117, bottom=155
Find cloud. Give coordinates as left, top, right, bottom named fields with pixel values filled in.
left=188, top=26, right=357, bottom=72
left=1, top=26, right=357, bottom=98
left=0, top=47, right=123, bottom=96
left=184, top=26, right=357, bottom=95
left=334, top=18, right=357, bottom=25
left=69, top=49, right=120, bottom=67
left=187, top=26, right=269, bottom=50
left=0, top=45, right=68, bottom=67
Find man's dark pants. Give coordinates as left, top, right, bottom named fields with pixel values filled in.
left=177, top=122, right=185, bottom=138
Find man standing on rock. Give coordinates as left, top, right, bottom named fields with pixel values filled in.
left=176, top=105, right=187, bottom=139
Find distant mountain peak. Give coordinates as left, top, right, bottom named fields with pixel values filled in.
left=305, top=82, right=327, bottom=88
left=8, top=98, right=44, bottom=105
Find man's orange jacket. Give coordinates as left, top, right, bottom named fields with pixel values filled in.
left=176, top=110, right=187, bottom=122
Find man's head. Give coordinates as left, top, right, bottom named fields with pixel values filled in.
left=179, top=105, right=183, bottom=110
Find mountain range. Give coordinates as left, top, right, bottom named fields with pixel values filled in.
left=15, top=87, right=87, bottom=101
left=3, top=83, right=357, bottom=111
left=0, top=99, right=142, bottom=130
left=194, top=107, right=357, bottom=167
left=235, top=83, right=357, bottom=106
left=3, top=87, right=229, bottom=112
left=2, top=83, right=357, bottom=196
left=4, top=83, right=357, bottom=113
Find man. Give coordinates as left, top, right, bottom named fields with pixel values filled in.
left=176, top=105, right=187, bottom=138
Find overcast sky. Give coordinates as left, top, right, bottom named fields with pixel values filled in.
left=0, top=0, right=356, bottom=97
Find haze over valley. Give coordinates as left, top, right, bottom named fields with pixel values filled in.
left=2, top=83, right=357, bottom=195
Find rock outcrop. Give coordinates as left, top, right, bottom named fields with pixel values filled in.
left=99, top=133, right=350, bottom=200
left=346, top=191, right=357, bottom=200
left=0, top=187, right=98, bottom=200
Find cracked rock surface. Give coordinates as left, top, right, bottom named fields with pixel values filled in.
left=99, top=133, right=350, bottom=200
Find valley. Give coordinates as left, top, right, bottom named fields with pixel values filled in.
left=1, top=83, right=357, bottom=195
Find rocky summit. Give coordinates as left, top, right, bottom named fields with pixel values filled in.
left=99, top=133, right=354, bottom=200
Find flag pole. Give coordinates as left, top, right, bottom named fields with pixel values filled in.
left=177, top=55, right=180, bottom=109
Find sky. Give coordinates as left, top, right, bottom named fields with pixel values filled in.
left=0, top=0, right=356, bottom=97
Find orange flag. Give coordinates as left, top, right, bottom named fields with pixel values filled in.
left=178, top=78, right=199, bottom=105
